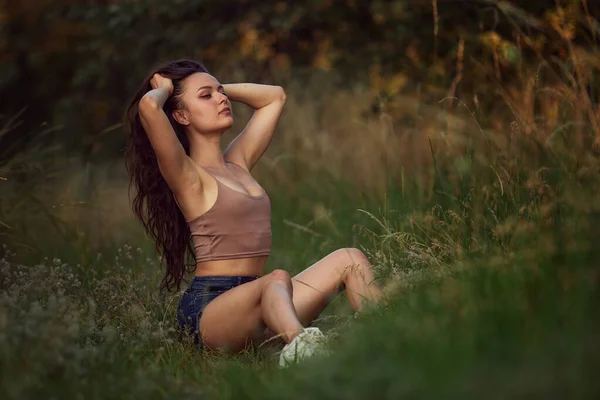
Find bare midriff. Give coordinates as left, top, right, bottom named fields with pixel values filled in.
left=194, top=255, right=268, bottom=277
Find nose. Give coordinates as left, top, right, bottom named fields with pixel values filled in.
left=218, top=92, right=228, bottom=103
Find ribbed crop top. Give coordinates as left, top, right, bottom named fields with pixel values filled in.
left=186, top=162, right=272, bottom=263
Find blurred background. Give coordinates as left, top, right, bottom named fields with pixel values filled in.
left=1, top=1, right=600, bottom=398
left=2, top=0, right=598, bottom=263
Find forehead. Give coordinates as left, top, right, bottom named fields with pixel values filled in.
left=183, top=72, right=220, bottom=91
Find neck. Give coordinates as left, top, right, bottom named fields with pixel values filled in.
left=187, top=129, right=227, bottom=168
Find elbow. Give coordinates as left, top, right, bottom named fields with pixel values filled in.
left=276, top=86, right=286, bottom=104
left=138, top=95, right=160, bottom=116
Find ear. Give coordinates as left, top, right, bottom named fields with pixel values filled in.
left=172, top=109, right=190, bottom=126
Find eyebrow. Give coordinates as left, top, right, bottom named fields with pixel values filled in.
left=197, top=84, right=224, bottom=92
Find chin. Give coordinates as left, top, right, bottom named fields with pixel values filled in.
left=222, top=118, right=234, bottom=129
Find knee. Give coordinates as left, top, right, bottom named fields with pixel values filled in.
left=336, top=247, right=373, bottom=278
left=339, top=247, right=370, bottom=266
left=269, top=269, right=291, bottom=282
left=263, top=269, right=292, bottom=291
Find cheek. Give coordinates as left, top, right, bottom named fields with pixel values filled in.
left=187, top=101, right=233, bottom=130
left=188, top=103, right=213, bottom=122
left=189, top=109, right=232, bottom=130
left=190, top=113, right=215, bottom=130
left=190, top=101, right=211, bottom=116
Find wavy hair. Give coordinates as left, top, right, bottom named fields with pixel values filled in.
left=123, top=59, right=209, bottom=292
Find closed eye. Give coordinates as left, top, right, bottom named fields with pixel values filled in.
left=200, top=91, right=227, bottom=99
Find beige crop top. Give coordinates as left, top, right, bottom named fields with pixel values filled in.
left=186, top=162, right=272, bottom=263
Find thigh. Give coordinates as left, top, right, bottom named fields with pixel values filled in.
left=198, top=275, right=267, bottom=352
left=177, top=288, right=223, bottom=345
left=291, top=248, right=359, bottom=326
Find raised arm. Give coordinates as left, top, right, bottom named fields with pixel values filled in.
left=138, top=74, right=197, bottom=193
left=223, top=83, right=286, bottom=171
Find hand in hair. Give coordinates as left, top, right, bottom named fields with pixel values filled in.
left=150, top=73, right=174, bottom=96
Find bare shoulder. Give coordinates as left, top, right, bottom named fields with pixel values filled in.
left=223, top=149, right=252, bottom=172
left=224, top=158, right=251, bottom=174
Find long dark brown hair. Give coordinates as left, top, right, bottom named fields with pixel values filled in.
left=123, top=59, right=209, bottom=292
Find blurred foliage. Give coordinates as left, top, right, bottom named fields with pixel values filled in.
left=1, top=0, right=599, bottom=261
left=1, top=0, right=599, bottom=161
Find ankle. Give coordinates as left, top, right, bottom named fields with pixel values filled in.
left=284, top=327, right=304, bottom=343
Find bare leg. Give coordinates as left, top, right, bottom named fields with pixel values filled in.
left=199, top=269, right=303, bottom=351
left=292, top=248, right=382, bottom=326
left=260, top=273, right=303, bottom=342
left=198, top=249, right=381, bottom=352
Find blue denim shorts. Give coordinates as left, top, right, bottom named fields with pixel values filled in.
left=177, top=275, right=259, bottom=346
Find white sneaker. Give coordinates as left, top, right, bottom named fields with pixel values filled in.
left=278, top=327, right=329, bottom=368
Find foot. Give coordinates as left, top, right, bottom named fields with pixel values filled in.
left=278, top=327, right=329, bottom=368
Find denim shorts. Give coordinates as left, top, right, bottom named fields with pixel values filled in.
left=177, top=275, right=259, bottom=346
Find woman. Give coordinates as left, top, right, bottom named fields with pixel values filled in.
left=124, top=59, right=382, bottom=366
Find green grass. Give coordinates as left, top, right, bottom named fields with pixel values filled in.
left=2, top=32, right=600, bottom=396
left=2, top=132, right=599, bottom=398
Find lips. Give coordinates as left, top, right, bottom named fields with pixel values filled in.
left=219, top=107, right=231, bottom=115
